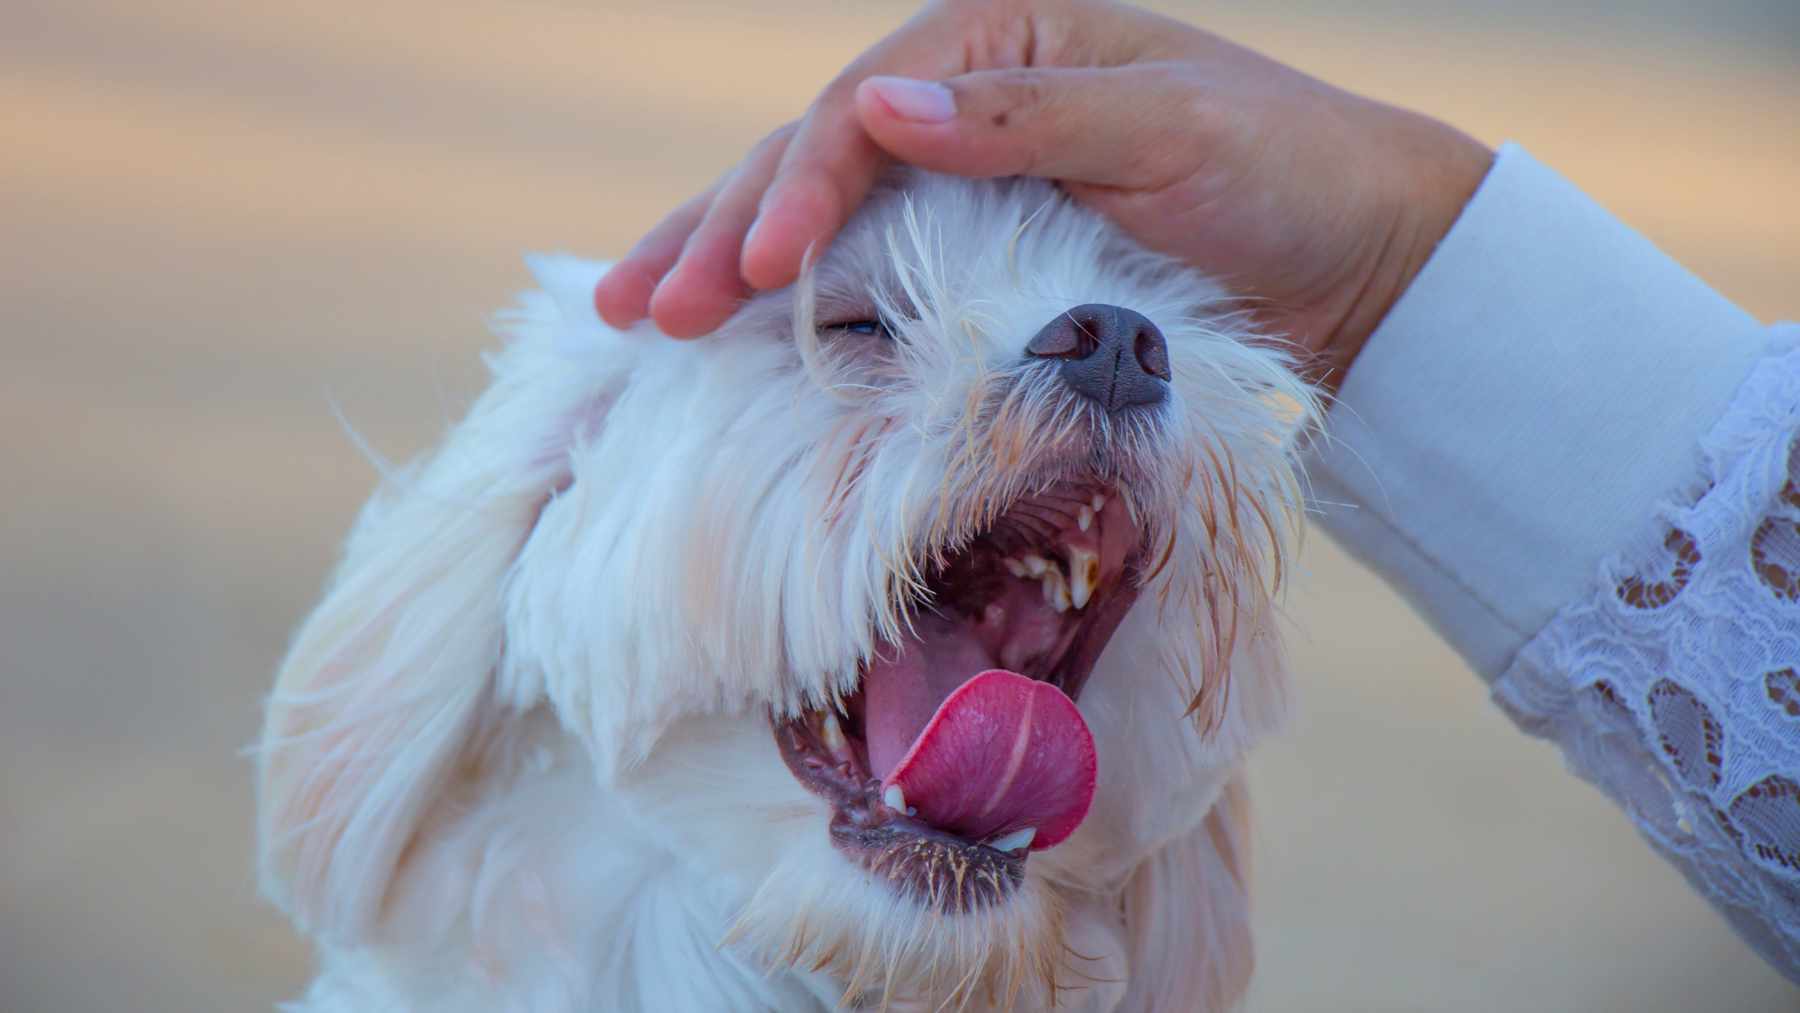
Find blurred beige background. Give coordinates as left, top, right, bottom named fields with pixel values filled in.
left=3, top=1, right=1796, bottom=1010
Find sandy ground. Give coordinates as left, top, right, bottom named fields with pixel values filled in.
left=3, top=1, right=1796, bottom=1009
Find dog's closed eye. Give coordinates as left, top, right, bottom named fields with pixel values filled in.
left=821, top=318, right=892, bottom=341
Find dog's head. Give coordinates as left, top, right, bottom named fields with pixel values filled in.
left=259, top=172, right=1315, bottom=1009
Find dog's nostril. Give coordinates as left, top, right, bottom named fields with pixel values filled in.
left=1023, top=318, right=1083, bottom=359
left=1070, top=317, right=1104, bottom=359
left=1134, top=325, right=1171, bottom=381
left=1025, top=304, right=1169, bottom=412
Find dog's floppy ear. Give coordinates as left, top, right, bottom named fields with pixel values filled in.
left=1120, top=777, right=1256, bottom=1012
left=256, top=257, right=621, bottom=940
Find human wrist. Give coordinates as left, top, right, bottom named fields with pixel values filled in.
left=1317, top=114, right=1492, bottom=388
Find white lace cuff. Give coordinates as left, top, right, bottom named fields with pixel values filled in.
left=1494, top=327, right=1800, bottom=981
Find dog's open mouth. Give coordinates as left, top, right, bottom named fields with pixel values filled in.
left=775, top=479, right=1146, bottom=911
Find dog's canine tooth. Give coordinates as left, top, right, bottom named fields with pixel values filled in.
left=989, top=827, right=1036, bottom=852
left=1068, top=547, right=1098, bottom=609
left=883, top=784, right=907, bottom=813
left=1077, top=505, right=1094, bottom=532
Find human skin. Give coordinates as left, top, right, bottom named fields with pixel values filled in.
left=594, top=0, right=1493, bottom=388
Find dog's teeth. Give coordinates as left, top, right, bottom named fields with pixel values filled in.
left=1077, top=505, right=1094, bottom=532
left=883, top=784, right=907, bottom=813
left=1091, top=493, right=1106, bottom=512
left=1021, top=554, right=1048, bottom=577
left=1068, top=547, right=1098, bottom=609
left=989, top=827, right=1036, bottom=852
left=1041, top=566, right=1070, bottom=612
left=1003, top=557, right=1027, bottom=579
left=821, top=712, right=846, bottom=752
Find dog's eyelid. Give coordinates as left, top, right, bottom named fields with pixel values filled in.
left=819, top=318, right=895, bottom=341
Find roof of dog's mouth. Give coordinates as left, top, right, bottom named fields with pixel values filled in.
left=775, top=479, right=1146, bottom=909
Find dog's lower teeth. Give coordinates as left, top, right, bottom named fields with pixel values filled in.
left=821, top=712, right=846, bottom=752
left=883, top=785, right=907, bottom=813
left=1041, top=566, right=1071, bottom=612
left=1090, top=493, right=1106, bottom=512
left=1078, top=505, right=1094, bottom=531
left=989, top=827, right=1036, bottom=852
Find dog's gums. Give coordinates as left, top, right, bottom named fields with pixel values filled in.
left=775, top=479, right=1145, bottom=912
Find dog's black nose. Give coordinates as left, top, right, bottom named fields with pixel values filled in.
left=1024, top=304, right=1170, bottom=412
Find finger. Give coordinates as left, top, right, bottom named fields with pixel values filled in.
left=739, top=8, right=974, bottom=291
left=593, top=187, right=715, bottom=328
left=649, top=124, right=796, bottom=338
left=854, top=65, right=1205, bottom=190
left=735, top=131, right=884, bottom=293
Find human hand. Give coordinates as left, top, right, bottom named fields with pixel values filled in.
left=595, top=0, right=1491, bottom=386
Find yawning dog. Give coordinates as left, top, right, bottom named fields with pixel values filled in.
left=256, top=172, right=1317, bottom=1011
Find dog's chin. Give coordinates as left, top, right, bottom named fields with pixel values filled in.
left=726, top=818, right=1076, bottom=1011
left=774, top=476, right=1149, bottom=915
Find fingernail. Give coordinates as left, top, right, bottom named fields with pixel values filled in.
left=865, top=76, right=956, bottom=123
left=742, top=214, right=764, bottom=258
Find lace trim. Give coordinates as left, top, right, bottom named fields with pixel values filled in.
left=1493, top=324, right=1800, bottom=983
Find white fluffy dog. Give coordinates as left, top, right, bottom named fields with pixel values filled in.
left=257, top=172, right=1317, bottom=1011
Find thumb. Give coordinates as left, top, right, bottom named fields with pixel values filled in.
left=852, top=66, right=1199, bottom=189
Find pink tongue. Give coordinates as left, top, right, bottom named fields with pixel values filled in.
left=873, top=670, right=1096, bottom=850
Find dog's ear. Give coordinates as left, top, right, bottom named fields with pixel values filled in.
left=1120, top=777, right=1256, bottom=1012
left=255, top=257, right=621, bottom=941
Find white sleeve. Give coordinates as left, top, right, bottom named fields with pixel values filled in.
left=1305, top=142, right=1800, bottom=980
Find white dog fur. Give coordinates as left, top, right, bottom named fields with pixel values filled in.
left=257, top=171, right=1317, bottom=1011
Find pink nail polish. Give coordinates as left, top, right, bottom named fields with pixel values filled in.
left=865, top=76, right=956, bottom=124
